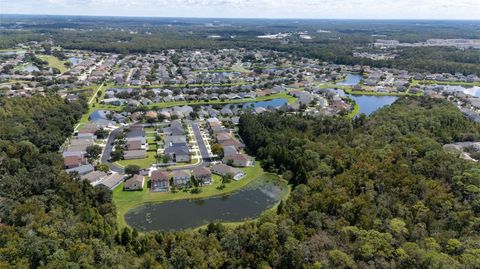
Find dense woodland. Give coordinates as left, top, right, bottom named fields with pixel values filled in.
left=1, top=94, right=480, bottom=268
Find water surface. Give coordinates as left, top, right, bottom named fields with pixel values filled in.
left=125, top=177, right=287, bottom=231
left=337, top=73, right=363, bottom=86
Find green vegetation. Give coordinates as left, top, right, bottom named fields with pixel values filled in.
left=38, top=54, right=69, bottom=73
left=2, top=93, right=480, bottom=268
left=113, top=163, right=268, bottom=229
left=347, top=102, right=360, bottom=118
left=115, top=151, right=157, bottom=169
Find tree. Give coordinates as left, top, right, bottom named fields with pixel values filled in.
left=96, top=164, right=110, bottom=173
left=125, top=165, right=141, bottom=176
left=211, top=143, right=224, bottom=158
left=86, top=145, right=102, bottom=160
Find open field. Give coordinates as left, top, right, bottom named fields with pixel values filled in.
left=112, top=162, right=269, bottom=229
left=38, top=55, right=69, bottom=73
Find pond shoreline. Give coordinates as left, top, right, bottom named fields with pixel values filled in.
left=122, top=172, right=289, bottom=232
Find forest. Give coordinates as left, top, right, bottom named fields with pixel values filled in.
left=1, top=94, right=480, bottom=268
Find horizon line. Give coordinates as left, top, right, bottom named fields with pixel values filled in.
left=1, top=13, right=480, bottom=21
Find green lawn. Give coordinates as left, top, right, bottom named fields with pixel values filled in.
left=115, top=151, right=157, bottom=169
left=112, top=162, right=269, bottom=229
left=38, top=55, right=69, bottom=73
left=347, top=102, right=360, bottom=119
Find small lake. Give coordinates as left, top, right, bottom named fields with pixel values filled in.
left=350, top=95, right=398, bottom=115
left=124, top=177, right=288, bottom=231
left=228, top=98, right=288, bottom=109
left=89, top=110, right=110, bottom=121
left=329, top=89, right=398, bottom=116
left=23, top=65, right=39, bottom=73
left=337, top=73, right=363, bottom=86
left=68, top=57, right=83, bottom=65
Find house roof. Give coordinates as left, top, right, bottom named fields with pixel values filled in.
left=123, top=149, right=147, bottom=158
left=223, top=153, right=248, bottom=162
left=151, top=170, right=170, bottom=181
left=124, top=175, right=144, bottom=188
left=64, top=155, right=83, bottom=166
left=192, top=167, right=211, bottom=178
left=81, top=171, right=107, bottom=183
left=164, top=145, right=189, bottom=155
left=212, top=164, right=241, bottom=175
left=126, top=140, right=142, bottom=150
left=172, top=170, right=190, bottom=178
left=98, top=173, right=124, bottom=189
left=66, top=164, right=94, bottom=175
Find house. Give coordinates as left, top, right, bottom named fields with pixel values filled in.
left=64, top=155, right=85, bottom=169
left=164, top=146, right=190, bottom=162
left=151, top=170, right=170, bottom=192
left=163, top=135, right=187, bottom=148
left=211, top=164, right=244, bottom=180
left=125, top=140, right=143, bottom=150
left=172, top=170, right=190, bottom=186
left=192, top=167, right=212, bottom=185
left=81, top=171, right=108, bottom=185
left=98, top=173, right=124, bottom=190
left=123, top=149, right=147, bottom=160
left=220, top=139, right=244, bottom=150
left=216, top=132, right=232, bottom=143
left=222, top=145, right=238, bottom=157
left=124, top=175, right=145, bottom=191
left=222, top=153, right=251, bottom=167
left=163, top=120, right=185, bottom=136
left=66, top=164, right=95, bottom=175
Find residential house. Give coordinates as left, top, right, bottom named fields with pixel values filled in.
left=66, top=164, right=94, bottom=175
left=172, top=170, right=191, bottom=187
left=211, top=164, right=244, bottom=180
left=151, top=170, right=170, bottom=192
left=64, top=155, right=86, bottom=169
left=192, top=167, right=212, bottom=185
left=124, top=175, right=145, bottom=191
left=123, top=150, right=147, bottom=160
left=222, top=153, right=251, bottom=167
left=164, top=146, right=190, bottom=162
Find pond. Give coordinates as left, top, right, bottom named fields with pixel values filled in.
left=350, top=95, right=398, bottom=116
left=227, top=98, right=288, bottom=109
left=337, top=73, right=363, bottom=86
left=22, top=64, right=39, bottom=73
left=329, top=89, right=398, bottom=116
left=68, top=57, right=83, bottom=65
left=124, top=176, right=288, bottom=231
left=89, top=110, right=110, bottom=121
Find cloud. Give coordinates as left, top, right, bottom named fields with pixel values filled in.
left=1, top=0, right=479, bottom=19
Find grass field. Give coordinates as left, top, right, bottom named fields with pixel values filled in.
left=115, top=151, right=157, bottom=169
left=112, top=162, right=269, bottom=229
left=38, top=55, right=69, bottom=73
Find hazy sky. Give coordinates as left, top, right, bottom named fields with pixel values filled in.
left=1, top=0, right=480, bottom=20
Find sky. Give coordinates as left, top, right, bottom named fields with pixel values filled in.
left=1, top=0, right=480, bottom=20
